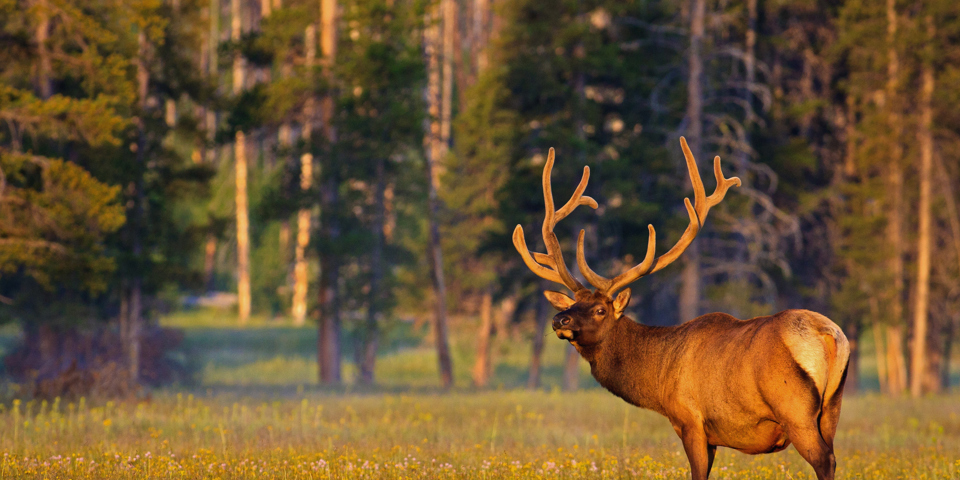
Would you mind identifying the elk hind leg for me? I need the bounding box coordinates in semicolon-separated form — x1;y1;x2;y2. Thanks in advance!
778;363;836;480
819;334;850;450
818;362;848;449
787;422;835;480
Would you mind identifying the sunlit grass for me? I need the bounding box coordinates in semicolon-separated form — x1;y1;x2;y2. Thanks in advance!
1;308;957;477
0;392;957;478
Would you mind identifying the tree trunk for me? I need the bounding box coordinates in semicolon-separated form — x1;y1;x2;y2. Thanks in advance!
527;288;550;390
884;0;906;395
495;292;516;343
125;29;153;386
939;321;954;390
886;326;907;394
563;343;579;391
935;153;960;391
34;0;52;99
473;0;490;74
680;0;706;323
232;0;251;324
441;0;455;149
203;233;217;292
278;33;293;296
472;288;494;387
874;322;888;393
359;158;386;384
424;2;454;390
205;0;219;163
317;0;341;384
844;96;857;178
910;16;934;397
292;24;316;325
318;180;341;384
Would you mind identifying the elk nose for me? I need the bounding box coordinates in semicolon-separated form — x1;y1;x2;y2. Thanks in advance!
552;315;571;330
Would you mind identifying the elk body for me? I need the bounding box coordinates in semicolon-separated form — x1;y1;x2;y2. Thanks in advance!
513;139;850;480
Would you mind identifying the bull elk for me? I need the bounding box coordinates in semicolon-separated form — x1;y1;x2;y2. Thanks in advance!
513;138;850;480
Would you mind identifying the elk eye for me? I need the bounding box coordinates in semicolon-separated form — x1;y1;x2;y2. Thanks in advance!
596;308;606;316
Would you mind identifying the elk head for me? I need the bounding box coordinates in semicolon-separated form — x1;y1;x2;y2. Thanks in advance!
513;138;741;346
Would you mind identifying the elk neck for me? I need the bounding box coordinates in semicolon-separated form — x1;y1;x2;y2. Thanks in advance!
576;315;675;415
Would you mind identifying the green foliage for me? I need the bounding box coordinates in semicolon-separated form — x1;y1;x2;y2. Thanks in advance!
0;156;124;293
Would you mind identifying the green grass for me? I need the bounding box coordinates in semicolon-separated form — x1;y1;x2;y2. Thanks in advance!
166;307;599;391
163;307;960;393
0;391;957;478
0;308;958;477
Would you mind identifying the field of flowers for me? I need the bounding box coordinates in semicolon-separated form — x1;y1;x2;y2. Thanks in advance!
0;390;957;479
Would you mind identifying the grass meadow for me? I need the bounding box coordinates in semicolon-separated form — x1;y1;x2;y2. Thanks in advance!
0;308;957;479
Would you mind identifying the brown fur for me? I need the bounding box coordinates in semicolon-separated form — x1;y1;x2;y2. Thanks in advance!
549;290;850;480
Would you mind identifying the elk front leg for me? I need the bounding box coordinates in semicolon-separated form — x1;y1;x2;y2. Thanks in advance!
706;444;717;477
678;427;713;480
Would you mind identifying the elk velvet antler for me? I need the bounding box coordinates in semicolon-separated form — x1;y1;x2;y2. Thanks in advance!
512;147;598;293
576;136;741;296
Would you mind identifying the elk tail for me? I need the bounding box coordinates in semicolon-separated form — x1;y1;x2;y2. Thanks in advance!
820;324;850;409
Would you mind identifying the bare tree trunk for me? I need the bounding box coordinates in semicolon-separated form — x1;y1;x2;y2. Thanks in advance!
359;158;386;384
124;29;153;386
939;320;954;390
292;24;316;325
680;0;706;323
495;292;516;342
205;0;219;163
845;321;860;395
203;233;217;291
472;288;494;387
844;96;857;178
318;180;341;384
473;0;490;75
841;95;860;393
441;0;454;147
527;286;550;390
424;2;454;390
34;0;52;99
563;343;579;391
235;130;251;322
745;0;756;88
886;326;907;394
874;324;888;393
884;0;906;395
935;154;960;391
232;0;251;324
426;173;453;389
870;297;888;393
910;16;934;397
317;0;341;384
275;5;292;275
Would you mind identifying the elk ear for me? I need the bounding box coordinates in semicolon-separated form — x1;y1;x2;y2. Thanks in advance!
613;288;631;317
544;291;576;311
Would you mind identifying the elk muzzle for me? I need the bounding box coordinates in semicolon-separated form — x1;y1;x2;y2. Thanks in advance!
553;314;576;340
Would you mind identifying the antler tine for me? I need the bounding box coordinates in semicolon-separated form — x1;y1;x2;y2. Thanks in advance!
707;155;742;207
589;137;740;296
576;225;657;294
637;137;740;278
512;148;597;293
512;226;566;285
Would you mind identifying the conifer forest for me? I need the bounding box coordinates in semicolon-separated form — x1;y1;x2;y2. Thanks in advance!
0;0;960;478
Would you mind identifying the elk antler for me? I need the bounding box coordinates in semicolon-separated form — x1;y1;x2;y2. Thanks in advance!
513;148;599;293
576;137;741;295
